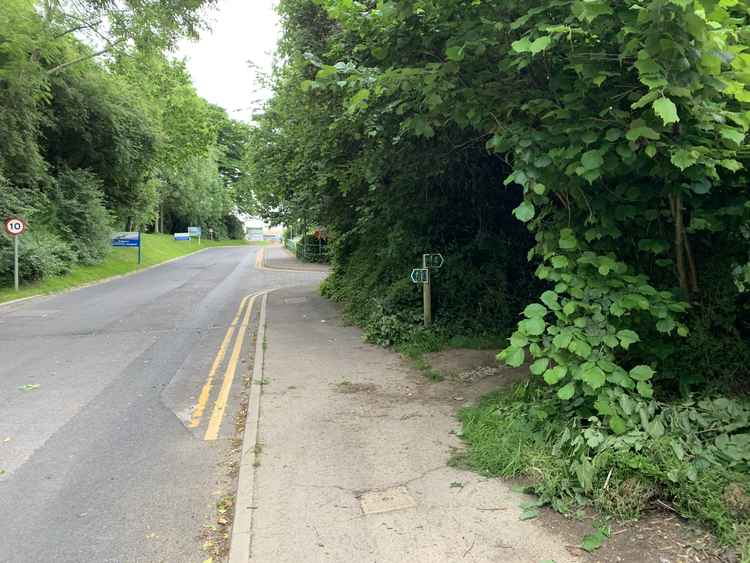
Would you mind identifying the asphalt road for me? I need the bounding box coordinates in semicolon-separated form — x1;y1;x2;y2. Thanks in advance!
0;245;325;563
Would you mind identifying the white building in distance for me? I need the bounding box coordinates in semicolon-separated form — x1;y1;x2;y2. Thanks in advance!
237;213;283;241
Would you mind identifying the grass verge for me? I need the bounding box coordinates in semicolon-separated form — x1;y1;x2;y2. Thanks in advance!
0;234;252;304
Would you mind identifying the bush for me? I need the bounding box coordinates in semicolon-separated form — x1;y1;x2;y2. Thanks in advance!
321;220;539;348
0;230;76;283
51;168;112;265
223;214;245;240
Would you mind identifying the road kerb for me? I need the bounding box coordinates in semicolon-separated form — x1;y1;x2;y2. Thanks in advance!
257;247;329;274
228;291;269;563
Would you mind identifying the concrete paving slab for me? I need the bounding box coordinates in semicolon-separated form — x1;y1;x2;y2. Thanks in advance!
360;486;417;515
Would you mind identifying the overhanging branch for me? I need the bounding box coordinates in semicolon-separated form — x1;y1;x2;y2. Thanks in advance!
46;38;125;75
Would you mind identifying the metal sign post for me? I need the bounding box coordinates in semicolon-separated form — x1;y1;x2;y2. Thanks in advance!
14;234;18;291
188;226;202;245
111;231;142;266
410;253;444;328
4;217;27;291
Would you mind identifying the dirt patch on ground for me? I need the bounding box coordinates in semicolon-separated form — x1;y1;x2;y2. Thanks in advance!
537;506;730;563
334;381;380;394
424;348;497;376
424;348;529;385
395;348;530;406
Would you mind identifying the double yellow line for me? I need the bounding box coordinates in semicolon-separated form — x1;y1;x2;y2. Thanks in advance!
190;291;263;441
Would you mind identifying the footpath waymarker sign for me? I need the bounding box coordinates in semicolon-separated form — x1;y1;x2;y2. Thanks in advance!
410;268;429;284
408;252;447;328
4;217;27;292
424;253;445;269
112;231;142;265
188;226;202;245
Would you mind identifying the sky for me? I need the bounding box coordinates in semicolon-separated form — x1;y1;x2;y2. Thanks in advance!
177;0;280;122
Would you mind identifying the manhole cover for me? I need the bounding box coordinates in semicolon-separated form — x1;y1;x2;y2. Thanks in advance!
359;486;416;515
284;297;308;304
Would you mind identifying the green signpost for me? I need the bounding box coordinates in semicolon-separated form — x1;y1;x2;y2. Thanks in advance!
410;268;429;284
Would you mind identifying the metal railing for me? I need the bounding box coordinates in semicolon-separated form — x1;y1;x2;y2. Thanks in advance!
284;236;328;263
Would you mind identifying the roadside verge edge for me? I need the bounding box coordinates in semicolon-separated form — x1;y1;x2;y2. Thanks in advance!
228;291;269;563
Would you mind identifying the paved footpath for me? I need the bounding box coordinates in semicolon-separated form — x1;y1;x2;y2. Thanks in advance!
242;284;577;563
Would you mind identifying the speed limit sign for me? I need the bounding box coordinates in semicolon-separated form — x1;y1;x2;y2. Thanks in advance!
4;217;27;291
4;217;26;236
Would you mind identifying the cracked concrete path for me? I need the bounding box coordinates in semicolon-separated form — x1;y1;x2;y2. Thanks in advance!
247;284;577;563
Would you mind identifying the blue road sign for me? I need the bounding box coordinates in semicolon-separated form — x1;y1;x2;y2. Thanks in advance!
174;232;191;241
112;232;140;247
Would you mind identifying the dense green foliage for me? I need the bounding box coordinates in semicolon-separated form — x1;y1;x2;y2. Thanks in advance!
248;0;750;551
0;0;249;287
247;0;541;343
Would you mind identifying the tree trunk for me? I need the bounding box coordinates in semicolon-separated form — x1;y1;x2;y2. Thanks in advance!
684;229;699;293
669;194;690;294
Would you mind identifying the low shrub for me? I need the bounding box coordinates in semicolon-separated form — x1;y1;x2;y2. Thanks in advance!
0;230;76;283
223;214;245;240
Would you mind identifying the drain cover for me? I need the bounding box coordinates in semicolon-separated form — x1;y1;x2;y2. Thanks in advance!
359;486;416;515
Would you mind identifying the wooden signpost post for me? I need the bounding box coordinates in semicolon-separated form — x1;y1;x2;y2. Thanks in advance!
410;253;444;327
